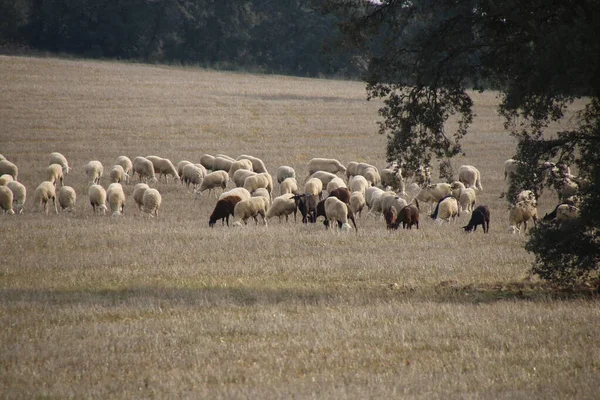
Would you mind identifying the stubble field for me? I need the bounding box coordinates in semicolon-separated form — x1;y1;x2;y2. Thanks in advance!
0;55;599;398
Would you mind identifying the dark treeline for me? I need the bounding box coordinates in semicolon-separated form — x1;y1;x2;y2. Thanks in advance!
0;0;361;77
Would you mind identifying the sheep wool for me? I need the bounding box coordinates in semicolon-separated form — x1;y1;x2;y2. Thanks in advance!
143;188;162;217
33;181;58;215
88;184;107;215
0;185;15;214
58;186;77;212
7;180;26;214
85;160;104;185
49;152;71;174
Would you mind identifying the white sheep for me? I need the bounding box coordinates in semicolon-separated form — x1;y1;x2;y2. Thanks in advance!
252;188;272;208
516;189;537;205
349;191;366;217
0;160;18;181
266;193;297;223
324;196;353;232
276;166;296;184
7;180;26;214
228;159;254;179
243;173;273;198
458;165;483;191
143;188;162;217
326;177;347;193
147;156;179;183
355;162;376;177
58;185;77;212
0;185;15;214
182;164;206;190
504;159;523;180
232;197;269;227
49;152;71;175
362;166;381;187
133;183;149;211
85;160;104;185
431;196;460;224
33;181;58;215
177;160;192;184
368;191;401;218
0;174;14;186
280;177;299;196
557;178;578;201
304;177;323;200
380;167;405;194
459;187;476;214
212;156;234;172
307;158;346;176
195;170;229;198
107;182;126;216
233;169;257;188
132;156;157;184
348;175;369;196
109;165;128;184
115;156;133;183
365;186;386;209
345;161;358;179
415;183;453;212
219;187;251;201
88;184;107;215
45;164;64;187
216;154;236;162
556;204;579;224
508;200;538;234
381;194;408;217
308;171;340;188
237;154;268;174
199;154;215;171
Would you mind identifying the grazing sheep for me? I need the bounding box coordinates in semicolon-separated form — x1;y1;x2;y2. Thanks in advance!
304;177;323;200
326;177;347;193
33;181;58;215
107;183;126;216
292;193;318;223
355;162;376;177
266;193;298;223
252;188;272;208
0;174;13;186
328;187;352;204
308;171;339;188
0;160;18;181
45;164;64;187
349;191;366;217
0;186;15;214
237;155;268;174
462;205;490;233
381;167;406;194
200;154;215;171
232;197;269;227
85;160;104;185
415;183;453;212
209;195;243;227
177;160;192;184
387;205;420;230
458;165;483;191
88;184;107;215
115;156;133;183
323;196;356;232
508;200;538;234
58;185;77;212
228;159;254;179
182;164;206;190
196;170;229;198
147;156;179;183
544;203;579;224
516;189;537;205
345;161;359;179
243;173;273;199
280;177;299;196
276;166;296;184
7;181;26;214
362;167;381;187
216;154;236;162
348;175;369;196
133;183;150;210
133;156;157;184
219;187;252;201
504;159;524;181
381;194;408;217
212;156;234;172
143;188;162;217
430;195;460;224
452;181;476;213
49;152;71;175
365;186;386;209
109;165;128;184
384;206;398;229
367;190;397;218
233;169;257;188
307;158;346;176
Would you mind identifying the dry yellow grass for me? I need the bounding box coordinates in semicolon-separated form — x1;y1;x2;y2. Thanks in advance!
0;55;598;398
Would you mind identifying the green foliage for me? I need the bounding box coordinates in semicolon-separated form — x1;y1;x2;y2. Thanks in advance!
326;0;600;285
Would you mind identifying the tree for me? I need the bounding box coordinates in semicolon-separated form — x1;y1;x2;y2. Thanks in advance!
323;0;600;285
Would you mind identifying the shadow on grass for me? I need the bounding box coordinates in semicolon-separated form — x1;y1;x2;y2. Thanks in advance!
1;281;599;309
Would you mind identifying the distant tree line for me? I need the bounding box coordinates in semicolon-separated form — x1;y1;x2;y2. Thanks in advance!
0;0;360;77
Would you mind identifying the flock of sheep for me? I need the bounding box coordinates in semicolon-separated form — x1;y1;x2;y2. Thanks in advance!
0;151;580;234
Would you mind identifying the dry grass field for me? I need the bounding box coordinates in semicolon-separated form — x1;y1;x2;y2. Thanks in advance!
1;55;599;398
